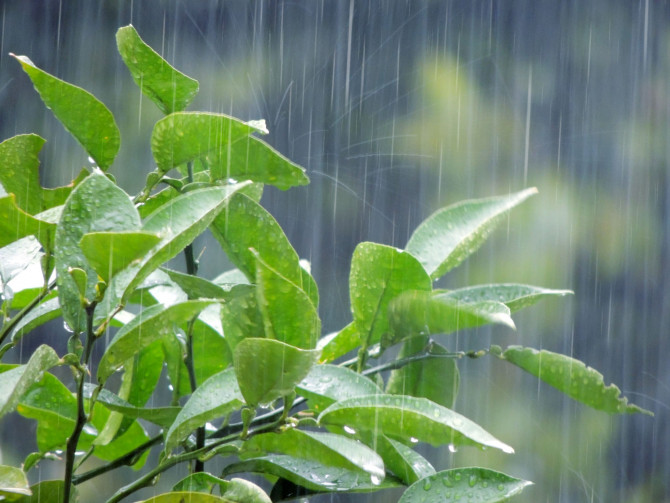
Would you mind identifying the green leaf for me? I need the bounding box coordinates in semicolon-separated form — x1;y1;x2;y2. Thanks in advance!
316;323;361;363
405;188;537;280
151;112;264;173
373;435;435;486
0;134;45;215
223;454;399;493
0;195;55;249
0;345;60;419
56;172;141;332
219;285;264;352
440;284;573;313
116;25;199;114
350;243;431;348
399;467;532;503
98;183;249;321
387;290;515;347
493;345;653;415
209;135;309;190
318;394;514;453
11;55;120;169
386;339;460;408
165;368;244;452
17;480;74;503
173;473;226;493
97;300;215;382
9;297;61;344
220;478;272;503
79;231;161;282
296;363;381;413
161;268;229;299
138;493;228;503
0;465;31;500
210;193;317;306
190;305;233;384
234;338;319;407
242;429;385;482
84;384;179;429
254;252;320;349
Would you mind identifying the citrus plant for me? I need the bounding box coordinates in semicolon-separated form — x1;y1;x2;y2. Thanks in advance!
0;25;651;503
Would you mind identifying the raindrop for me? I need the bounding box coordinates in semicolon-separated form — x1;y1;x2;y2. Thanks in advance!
63;322;74;333
442;476;454;488
448;443;458;453
497;484;505;491
468;475;477;487
423;480;432;491
409;436;419;444
370;474;382;486
343;425;356;435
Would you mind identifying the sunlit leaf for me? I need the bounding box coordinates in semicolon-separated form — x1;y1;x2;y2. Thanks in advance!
318;394;514;453
210;193;317;306
234;338;319;407
399;467;532;503
79;230;161;282
242;429;385;482
0;465;31;500
296;363;381;413
151;112;263;173
350;243;431;348
386;339;460;408
254;252;320;349
97;183;249;323
97;300;215;382
56;172;141;332
492;345;653;415
116;25;199;114
11;55;120;169
0;195;55;249
223;454;400;493
209;135;309;190
0;345;60;419
387;290;515;347
405;188;537;280
164;368;244;452
440;283;573;312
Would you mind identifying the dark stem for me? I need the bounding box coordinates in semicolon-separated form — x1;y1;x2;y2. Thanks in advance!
63;303;97;503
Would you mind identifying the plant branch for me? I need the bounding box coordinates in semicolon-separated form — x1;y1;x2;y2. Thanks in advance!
0;281;55;346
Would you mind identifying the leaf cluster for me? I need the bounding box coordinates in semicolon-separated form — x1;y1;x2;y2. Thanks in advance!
0;25;651;503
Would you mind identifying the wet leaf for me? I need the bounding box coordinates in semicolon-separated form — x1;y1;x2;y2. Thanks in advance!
151;112;263;173
98;183;249;322
387;290;515;347
79;230;161;282
405;188;537;280
386;339;460;408
317;323;361;363
220;478;272;503
350;243;431;348
209;135;309;190
0;345;60;419
254;252;320;349
493;345;653;415
56;172;141;332
0;465;31;500
83;384;179;429
116;25;199;114
0;195;55;249
399;467;532;503
0;134;45;215
161;268;228;299
9;297;61;344
173;472;227;493
19;480;74;503
440;284;573;313
373;435;435;486
138;492;228;503
234;338;319;407
223;454;399;493
242;429;385;481
11;54;120;169
97;300;215;382
219;285;264;352
296;363;381;412
318;394;514;453
165;368;244;452
210;193;318;306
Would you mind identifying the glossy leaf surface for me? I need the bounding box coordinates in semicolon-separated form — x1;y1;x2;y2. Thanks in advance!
350;243;431;348
318;394;514;453
493;345;653;415
19;480;72;503
11;55;119;169
0;195;55;249
317;323;360;363
234;338;319;407
374;435;435;485
97;300;215;382
399;467;532;503
0;465;31;500
9;297;61;343
0;134;45;215
440;284;572;313
116;25;199;114
405;188;537;279
139;493;228;503
165;368;244;452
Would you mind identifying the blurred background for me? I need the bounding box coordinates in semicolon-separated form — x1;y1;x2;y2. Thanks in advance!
0;1;667;501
